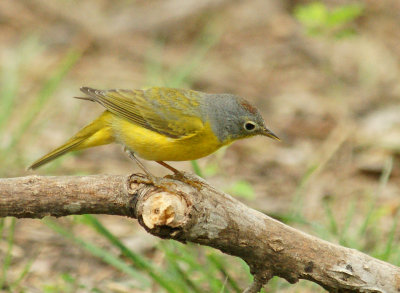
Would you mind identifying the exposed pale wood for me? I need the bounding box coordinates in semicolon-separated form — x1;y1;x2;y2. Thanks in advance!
0;173;399;292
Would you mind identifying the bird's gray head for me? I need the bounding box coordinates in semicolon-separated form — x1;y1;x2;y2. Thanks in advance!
202;93;279;143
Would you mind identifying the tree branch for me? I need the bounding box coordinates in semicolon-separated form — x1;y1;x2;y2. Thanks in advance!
0;174;399;292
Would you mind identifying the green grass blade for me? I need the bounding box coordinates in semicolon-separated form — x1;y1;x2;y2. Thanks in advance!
168;24;221;88
322;200;338;236
0;218;16;290
145;22;221;90
0;62;19;131
43;218;150;289
207;253;241;293
3;48;81;157
359;157;393;236
79;215;176;293
0;218;4;235
380;210;399;261
0;35;43;131
9;256;36;291
186;250;224;292
161;243;203;293
338;199;356;247
291;164;318;217
160;241;227;292
191;160;204;177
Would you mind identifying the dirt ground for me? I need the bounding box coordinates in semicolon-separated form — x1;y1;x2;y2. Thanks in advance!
1;0;400;292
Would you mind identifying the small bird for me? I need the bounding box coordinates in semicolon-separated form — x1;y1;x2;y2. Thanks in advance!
28;87;279;176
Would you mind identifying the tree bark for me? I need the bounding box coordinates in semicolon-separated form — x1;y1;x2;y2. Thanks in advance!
0;173;399;292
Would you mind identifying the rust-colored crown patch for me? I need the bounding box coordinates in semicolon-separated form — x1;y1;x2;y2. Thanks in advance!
240;100;257;114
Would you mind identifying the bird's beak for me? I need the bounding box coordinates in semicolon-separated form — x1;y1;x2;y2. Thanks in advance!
262;128;280;141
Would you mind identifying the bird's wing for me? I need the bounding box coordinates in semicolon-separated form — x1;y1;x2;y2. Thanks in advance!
79;87;205;139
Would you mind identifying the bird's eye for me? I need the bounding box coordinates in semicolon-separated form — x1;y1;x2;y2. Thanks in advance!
244;121;256;132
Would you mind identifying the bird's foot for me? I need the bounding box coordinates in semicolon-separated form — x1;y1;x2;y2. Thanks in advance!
125;149;164;186
124;150;204;189
167;170;206;190
154;161;205;189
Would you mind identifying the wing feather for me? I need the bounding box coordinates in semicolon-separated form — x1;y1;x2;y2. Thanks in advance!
80;87;204;139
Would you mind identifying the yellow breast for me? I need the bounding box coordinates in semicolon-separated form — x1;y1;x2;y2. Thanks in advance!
111;116;226;161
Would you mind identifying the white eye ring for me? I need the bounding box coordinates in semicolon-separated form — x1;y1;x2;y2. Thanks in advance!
244;121;256;132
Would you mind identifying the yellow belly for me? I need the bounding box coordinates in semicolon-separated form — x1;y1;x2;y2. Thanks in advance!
111;117;226;161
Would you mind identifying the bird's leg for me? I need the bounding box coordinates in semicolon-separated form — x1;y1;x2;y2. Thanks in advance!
156;161;183;176
156;161;204;189
124;148;203;189
124;148;160;184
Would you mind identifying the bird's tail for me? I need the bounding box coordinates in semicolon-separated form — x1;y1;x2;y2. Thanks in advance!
28;111;114;170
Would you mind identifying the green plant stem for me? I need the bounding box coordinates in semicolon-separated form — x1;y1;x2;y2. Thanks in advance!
0;218;16;290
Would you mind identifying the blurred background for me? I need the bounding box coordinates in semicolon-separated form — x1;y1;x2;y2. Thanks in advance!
1;0;400;292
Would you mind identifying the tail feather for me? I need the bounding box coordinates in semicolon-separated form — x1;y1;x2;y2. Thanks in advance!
28;138;87;170
74;87;99;102
28;111;114;170
74;96;96;102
